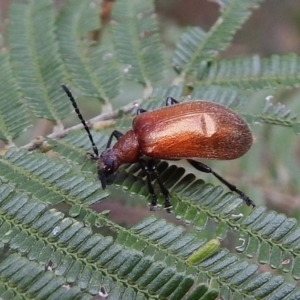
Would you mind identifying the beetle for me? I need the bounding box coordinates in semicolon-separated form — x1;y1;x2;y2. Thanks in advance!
62;84;254;210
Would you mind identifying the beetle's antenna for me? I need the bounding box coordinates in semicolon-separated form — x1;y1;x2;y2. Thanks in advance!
61;84;99;157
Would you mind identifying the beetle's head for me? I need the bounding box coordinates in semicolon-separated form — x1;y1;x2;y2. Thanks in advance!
98;148;120;189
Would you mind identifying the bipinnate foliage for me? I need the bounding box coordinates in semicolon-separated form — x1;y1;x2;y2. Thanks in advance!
0;0;299;299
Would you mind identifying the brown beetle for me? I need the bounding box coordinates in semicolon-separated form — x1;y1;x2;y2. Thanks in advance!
62;85;254;210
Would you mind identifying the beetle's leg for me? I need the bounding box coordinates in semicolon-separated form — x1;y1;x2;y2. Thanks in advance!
106;130;124;149
88;153;98;160
187;159;255;208
138;97;178;116
137;108;147;115
148;159;172;210
166;97;179;106
97;166;107;189
139;159;158;211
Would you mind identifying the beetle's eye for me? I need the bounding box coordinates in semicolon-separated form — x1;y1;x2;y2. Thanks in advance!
104;157;115;173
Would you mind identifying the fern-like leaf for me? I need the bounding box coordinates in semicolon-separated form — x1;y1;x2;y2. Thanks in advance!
197;54;300;90
0;254;88;299
150;84;185;100
57;0;120;100
45;130;108;169
115;160;300;281
191;85;249;109
111;0;165;85
87;46;121;100
117;216;300;299
173;0;264;74
9;124;299;298
7;0;69;121
47;129;300;282
242;96;299;132
0;53;30;143
132;89;247;115
0;178;298;299
0;147;108;224
0;184;221;299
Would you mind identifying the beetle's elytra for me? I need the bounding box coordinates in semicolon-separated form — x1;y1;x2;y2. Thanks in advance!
62;84;254;211
131;101;252;160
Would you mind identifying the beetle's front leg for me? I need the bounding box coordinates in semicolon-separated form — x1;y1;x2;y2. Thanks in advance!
147;159;172;210
106;130;124;149
139;158;157;211
139;158;172;211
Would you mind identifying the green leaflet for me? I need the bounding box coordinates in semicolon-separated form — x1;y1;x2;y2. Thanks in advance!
8;0;68;121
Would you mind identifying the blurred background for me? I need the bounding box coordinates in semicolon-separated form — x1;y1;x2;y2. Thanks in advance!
1;0;300;230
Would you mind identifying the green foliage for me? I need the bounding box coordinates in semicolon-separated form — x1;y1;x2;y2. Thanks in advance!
0;0;299;299
7;0;69;121
57;0;120;100
196;54;300;90
0;53;30;143
111;0;165;85
173;0;264;74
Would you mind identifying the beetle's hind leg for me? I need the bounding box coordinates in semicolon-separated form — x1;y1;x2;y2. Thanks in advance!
139;159;171;211
187;159;255;208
